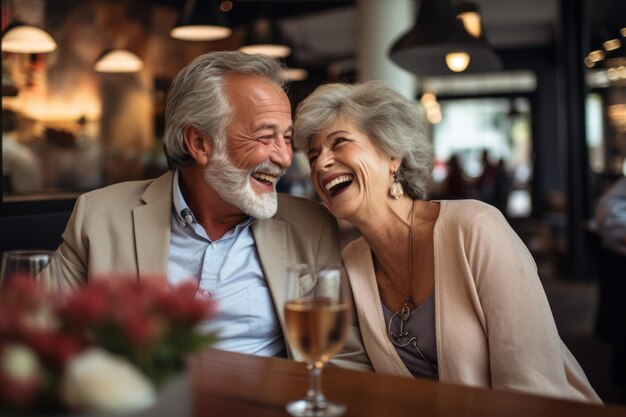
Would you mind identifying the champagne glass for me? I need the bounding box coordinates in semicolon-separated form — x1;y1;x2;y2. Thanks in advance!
0;250;62;298
284;264;351;417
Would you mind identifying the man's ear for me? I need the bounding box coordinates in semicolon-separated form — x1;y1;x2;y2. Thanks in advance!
183;125;212;166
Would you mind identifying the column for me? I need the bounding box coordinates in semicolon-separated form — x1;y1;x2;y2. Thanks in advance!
561;0;592;279
356;0;416;99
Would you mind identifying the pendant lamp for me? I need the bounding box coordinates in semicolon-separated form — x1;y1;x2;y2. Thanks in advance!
239;17;291;58
281;55;307;81
95;49;143;73
389;0;500;75
283;67;308;81
2;21;57;54
170;0;231;41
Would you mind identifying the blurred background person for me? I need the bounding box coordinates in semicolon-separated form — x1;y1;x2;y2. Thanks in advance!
477;150;510;213
594;176;626;244
2;109;42;193
443;154;472;199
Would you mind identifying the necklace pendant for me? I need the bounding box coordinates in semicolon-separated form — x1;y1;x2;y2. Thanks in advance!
401;298;411;322
388;298;412;342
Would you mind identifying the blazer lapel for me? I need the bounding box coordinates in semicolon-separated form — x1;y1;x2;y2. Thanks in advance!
252;218;288;329
133;171;173;278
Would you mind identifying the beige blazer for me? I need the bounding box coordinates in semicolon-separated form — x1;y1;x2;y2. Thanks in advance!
51;171;371;371
343;200;601;402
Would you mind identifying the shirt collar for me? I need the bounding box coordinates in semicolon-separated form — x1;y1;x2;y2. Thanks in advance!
171;169;256;230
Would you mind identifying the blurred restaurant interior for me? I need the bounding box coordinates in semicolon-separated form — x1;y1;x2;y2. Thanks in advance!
1;0;625;405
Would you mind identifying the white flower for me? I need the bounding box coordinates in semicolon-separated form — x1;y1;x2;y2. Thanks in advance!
61;348;156;413
1;343;42;384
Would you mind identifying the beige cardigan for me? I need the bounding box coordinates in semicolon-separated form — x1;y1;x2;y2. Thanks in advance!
343;200;601;403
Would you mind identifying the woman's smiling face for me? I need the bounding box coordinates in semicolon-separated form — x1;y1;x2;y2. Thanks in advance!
307;116;397;221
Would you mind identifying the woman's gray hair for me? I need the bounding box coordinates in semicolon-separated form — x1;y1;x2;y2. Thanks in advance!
294;80;433;200
163;51;288;169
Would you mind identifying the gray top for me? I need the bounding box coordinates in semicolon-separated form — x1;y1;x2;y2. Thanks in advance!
382;292;438;379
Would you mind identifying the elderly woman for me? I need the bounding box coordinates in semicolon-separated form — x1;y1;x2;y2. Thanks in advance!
293;80;600;403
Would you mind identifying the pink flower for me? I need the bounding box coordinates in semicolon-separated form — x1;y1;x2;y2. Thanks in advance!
122;312;165;347
0;273;218;412
63;287;109;326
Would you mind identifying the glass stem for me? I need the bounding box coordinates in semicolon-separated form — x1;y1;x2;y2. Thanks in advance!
306;361;327;411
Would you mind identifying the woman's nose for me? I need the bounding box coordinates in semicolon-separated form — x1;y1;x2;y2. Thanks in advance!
314;150;333;172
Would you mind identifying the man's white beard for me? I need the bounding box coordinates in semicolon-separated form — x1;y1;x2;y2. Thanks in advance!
203;147;285;219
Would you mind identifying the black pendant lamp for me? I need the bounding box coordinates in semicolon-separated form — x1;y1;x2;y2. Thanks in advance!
239;17;291;58
389;0;500;75
170;0;231;41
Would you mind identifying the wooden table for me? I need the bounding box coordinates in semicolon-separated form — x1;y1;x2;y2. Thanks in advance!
188;349;626;417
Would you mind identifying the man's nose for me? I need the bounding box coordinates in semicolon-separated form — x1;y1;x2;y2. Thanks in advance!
269;137;292;168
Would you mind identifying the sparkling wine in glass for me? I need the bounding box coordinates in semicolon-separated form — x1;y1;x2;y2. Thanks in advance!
284;264;351;417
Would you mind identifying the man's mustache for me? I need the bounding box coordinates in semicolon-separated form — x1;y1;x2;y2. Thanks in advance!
251;160;287;178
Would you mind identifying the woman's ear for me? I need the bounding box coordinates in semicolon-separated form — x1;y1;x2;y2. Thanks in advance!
183;125;212;166
390;156;403;174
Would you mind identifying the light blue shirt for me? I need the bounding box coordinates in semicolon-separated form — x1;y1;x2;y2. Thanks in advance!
168;170;285;357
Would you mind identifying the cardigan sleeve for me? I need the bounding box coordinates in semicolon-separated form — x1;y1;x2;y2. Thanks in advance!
465;206;601;403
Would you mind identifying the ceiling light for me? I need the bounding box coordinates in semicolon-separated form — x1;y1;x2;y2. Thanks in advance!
281;56;307;81
170;0;231;41
95;49;143;73
283;68;308;81
455;2;482;38
457;11;481;38
586;28;626;69
220;1;233;13
240;44;291;57
421;92;437;103
588;49;605;62
239;18;291;58
603;38;621;51
389;0;500;75
420;92;442;124
1;22;56;53
446;52;470;72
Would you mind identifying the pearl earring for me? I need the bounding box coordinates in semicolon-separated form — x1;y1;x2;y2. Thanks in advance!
389;172;404;199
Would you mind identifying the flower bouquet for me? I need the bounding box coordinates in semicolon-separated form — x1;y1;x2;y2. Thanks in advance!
0;275;217;414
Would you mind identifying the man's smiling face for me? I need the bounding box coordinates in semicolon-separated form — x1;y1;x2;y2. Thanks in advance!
202;73;293;219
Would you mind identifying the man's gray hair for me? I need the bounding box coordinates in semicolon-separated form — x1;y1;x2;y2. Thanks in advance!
163;51;288;169
294;80;433;200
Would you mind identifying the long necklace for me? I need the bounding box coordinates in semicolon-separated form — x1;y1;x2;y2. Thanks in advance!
384;201;439;378
382;201;415;340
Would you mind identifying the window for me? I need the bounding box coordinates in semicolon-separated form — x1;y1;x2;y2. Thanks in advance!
430;96;533;217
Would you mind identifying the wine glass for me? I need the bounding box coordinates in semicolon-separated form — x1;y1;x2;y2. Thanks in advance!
0;250;62;298
284;264;351;417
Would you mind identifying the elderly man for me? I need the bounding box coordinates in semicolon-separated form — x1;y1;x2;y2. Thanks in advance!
51;51;370;370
